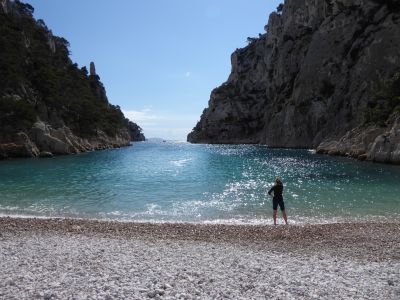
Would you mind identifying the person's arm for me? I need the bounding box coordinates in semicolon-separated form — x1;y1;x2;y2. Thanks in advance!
268;186;275;196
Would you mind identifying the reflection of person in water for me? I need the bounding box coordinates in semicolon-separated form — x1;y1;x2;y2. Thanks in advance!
268;177;288;225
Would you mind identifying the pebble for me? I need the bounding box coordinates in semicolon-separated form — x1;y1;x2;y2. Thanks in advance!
0;218;399;299
147;291;157;298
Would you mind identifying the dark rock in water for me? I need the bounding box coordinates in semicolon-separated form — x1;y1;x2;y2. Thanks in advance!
188;0;400;163
39;151;53;158
0;0;145;159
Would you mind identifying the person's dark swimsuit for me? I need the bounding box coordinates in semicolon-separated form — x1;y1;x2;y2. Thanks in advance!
268;184;285;211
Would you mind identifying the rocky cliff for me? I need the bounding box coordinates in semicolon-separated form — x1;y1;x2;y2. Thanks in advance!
0;0;144;159
188;0;400;163
316;115;400;163
127;121;145;142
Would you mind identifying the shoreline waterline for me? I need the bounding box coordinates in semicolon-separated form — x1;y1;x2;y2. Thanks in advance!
1;212;399;226
1;216;400;245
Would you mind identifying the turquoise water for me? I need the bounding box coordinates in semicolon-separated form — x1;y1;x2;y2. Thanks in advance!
0;141;399;224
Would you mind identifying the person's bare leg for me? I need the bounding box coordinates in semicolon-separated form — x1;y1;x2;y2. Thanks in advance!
282;209;288;225
273;210;277;225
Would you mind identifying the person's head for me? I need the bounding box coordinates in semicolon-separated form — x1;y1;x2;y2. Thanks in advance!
275;176;282;185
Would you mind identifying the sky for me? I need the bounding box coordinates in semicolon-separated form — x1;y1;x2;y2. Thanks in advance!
28;0;282;140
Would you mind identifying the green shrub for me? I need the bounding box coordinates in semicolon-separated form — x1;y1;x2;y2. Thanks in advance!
0;97;36;131
364;73;400;126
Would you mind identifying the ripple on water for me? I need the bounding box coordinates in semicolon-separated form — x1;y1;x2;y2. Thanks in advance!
0;142;399;224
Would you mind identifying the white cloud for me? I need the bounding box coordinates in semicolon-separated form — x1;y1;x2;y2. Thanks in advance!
123;109;157;124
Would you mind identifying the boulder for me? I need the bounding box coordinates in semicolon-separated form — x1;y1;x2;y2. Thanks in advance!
368;117;400;164
39;151;53;158
30;121;72;155
316;117;400;164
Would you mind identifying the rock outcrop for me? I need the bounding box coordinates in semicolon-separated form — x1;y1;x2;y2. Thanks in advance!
90;62;97;76
317;116;400;163
0;0;14;14
0;0;144;159
127;121;145;142
0;120;131;159
188;0;400;163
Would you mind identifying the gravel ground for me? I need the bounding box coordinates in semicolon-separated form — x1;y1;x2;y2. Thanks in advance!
0;218;399;299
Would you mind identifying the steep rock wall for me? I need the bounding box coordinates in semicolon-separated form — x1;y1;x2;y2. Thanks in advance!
0;0;144;159
188;0;400;160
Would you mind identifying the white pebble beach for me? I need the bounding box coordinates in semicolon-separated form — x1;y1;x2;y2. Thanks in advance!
0;217;399;299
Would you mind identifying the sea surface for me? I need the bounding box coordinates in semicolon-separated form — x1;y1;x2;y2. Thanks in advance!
0;141;399;224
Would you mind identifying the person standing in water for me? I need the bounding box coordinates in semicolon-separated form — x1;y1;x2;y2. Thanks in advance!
268;177;288;225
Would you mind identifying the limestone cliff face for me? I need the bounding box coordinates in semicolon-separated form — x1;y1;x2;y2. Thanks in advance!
188;0;400;162
0;121;132;159
0;0;145;159
317;115;400;163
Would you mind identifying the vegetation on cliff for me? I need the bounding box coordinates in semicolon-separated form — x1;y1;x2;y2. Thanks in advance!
0;0;144;155
364;72;400;126
127;121;145;142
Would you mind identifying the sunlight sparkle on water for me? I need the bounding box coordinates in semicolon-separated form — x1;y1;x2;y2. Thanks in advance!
0;141;399;224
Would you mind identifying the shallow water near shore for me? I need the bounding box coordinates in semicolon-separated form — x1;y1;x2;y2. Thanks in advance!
0;141;399;224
